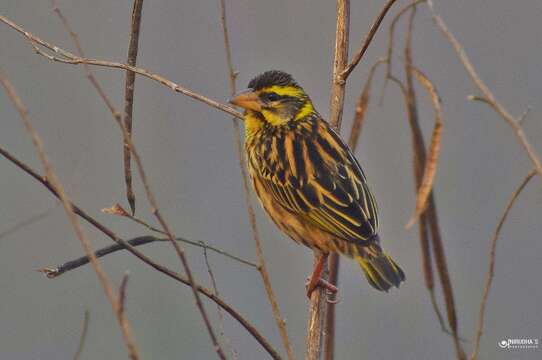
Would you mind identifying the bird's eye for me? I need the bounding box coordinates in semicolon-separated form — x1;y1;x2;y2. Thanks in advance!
263;93;280;102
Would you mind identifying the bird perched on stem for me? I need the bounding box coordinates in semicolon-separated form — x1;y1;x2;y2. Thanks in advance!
230;70;405;297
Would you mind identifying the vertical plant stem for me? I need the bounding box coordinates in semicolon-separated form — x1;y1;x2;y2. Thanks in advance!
1;72;140;360
317;2;349;360
218;1;295;359
470;170;537;360
46;4;226;357
341;0;398;80
402;8;464;359
123;0;144;215
427;0;542;178
73;310;90;360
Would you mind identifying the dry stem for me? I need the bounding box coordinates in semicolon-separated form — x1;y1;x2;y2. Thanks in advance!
427;0;542;178
341;0;398;80
45;6;227;356
122;0;144;215
313;1;350;359
0;72;140;360
0;144;280;360
218;1;295;358
470;170;537;360
73;310;90;360
0;15;241;119
402;9;464;359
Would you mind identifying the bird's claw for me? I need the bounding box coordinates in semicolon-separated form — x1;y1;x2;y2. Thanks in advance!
305;277;338;299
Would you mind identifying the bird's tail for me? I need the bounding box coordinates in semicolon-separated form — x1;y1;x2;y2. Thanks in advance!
354;243;405;292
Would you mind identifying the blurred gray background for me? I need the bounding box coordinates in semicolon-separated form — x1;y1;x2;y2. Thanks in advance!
1;0;541;359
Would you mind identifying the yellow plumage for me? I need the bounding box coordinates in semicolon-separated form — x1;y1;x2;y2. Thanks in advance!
231;70;405;292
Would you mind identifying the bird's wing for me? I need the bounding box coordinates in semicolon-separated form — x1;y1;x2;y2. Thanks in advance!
253;119;378;245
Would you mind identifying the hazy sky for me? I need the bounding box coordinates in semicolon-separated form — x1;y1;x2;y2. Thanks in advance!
1;1;541;359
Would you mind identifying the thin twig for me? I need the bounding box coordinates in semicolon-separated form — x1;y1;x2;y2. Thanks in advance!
123;0;144;215
118;87;228;360
119;272;130;316
323;253;338;360
102;203;258;268
73;310;90;360
380;0;426;103
470;170;537;360
218;1;295;359
49;1;122;120
218;0;237;93
0;15;241;120
341;0;398;80
405;66;443;229
427;0;542;178
203;244;238;360
0;206;56;240
0;145;281;359
0;72;140;360
390;75;449;334
41;236;257;277
328;0;350;129
45;7;227;355
348;58;385;150
384;5;450;335
306;254;328;360
324;58;385;360
317;2;350;360
401;9;464;359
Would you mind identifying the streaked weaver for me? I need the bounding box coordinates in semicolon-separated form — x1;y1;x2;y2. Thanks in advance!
230;70;405;297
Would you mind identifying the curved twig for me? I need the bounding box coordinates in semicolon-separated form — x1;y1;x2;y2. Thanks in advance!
427;0;542;178
1;72;140;360
217;1;295;358
470;170;537;360
0;145;282;360
341;0;398;80
0;15;241;120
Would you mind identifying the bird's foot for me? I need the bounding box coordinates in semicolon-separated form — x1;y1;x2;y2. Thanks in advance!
305;277;338;299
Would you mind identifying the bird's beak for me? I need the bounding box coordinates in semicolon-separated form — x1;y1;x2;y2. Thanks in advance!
229;90;262;112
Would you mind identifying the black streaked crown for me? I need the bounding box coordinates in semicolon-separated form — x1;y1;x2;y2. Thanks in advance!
248;70;299;91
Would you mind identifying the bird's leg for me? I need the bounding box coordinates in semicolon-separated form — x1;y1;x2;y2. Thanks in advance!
305;253;338;298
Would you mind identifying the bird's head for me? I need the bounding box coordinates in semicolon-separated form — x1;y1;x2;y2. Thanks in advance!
230;71;315;130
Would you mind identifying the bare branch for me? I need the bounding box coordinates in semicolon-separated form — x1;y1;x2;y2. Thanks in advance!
401;9;465;358
102;204;258;268
0;72;140;360
328;0;350;129
470;170;537;360
382;6;460;346
380;0;426;102
0;206;56;240
316;2;350;359
324;57;385;360
218;1;295;358
73;310;90;360
39;7;227;355
49;1;122;120
306;254;329;360
123;0;144;215
41;235;256;277
406;67;443;229
119;272;130;316
348;58;385;150
0;145;281;359
117;95;228;360
341;0;398;80
427;0;542;178
323;253;339;360
0;14;242;119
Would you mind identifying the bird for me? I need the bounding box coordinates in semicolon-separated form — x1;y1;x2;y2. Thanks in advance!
230;70;405;297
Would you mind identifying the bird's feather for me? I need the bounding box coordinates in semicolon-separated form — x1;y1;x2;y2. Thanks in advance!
249;116;379;246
